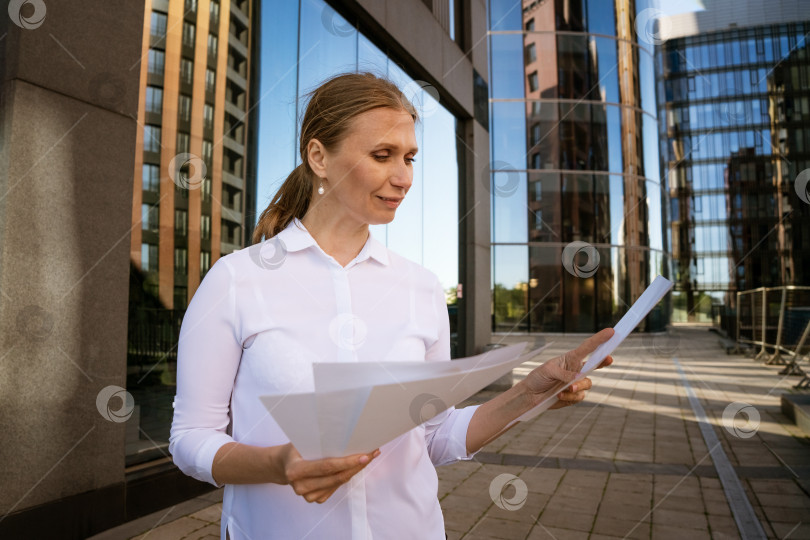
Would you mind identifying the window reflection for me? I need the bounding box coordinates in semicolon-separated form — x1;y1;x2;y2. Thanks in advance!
488;0;669;332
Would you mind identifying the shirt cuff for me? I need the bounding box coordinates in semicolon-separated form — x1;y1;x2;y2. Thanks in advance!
442;404;483;465
193;433;236;488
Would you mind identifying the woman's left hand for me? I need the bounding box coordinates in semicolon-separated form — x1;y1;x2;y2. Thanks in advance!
524;328;615;410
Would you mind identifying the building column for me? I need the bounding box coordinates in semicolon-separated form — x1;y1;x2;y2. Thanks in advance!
0;1;143;535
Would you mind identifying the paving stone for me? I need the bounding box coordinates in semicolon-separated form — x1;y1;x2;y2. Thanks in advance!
130;517;209;540
760;504;809;523
769;520;810;539
654;494;707;513
652;508;709;530
595;501;651;523
754;491;810;509
591;515;650;539
465;516;534;539
187;504;221;524
600;489;651;508
526;524;589;539
439;493;492;513
441;507;483;533
536;506;595;532
651;523;712;539
183;523;220;539
519;468;565;494
707;514;740;539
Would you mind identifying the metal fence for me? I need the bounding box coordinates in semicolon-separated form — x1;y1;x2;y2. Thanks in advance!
736;286;810;383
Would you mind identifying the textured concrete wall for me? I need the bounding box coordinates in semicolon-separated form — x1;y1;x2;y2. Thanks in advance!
0;0;143;514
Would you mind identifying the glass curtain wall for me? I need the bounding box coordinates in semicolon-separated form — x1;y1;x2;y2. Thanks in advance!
257;0;462;353
659;23;810;321
488;0;669;333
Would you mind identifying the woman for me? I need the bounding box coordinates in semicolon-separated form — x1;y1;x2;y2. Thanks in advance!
169;72;614;539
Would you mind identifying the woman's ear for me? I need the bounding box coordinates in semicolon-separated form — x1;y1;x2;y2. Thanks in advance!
307;139;328;179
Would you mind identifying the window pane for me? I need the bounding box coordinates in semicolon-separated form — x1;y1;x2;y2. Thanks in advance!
490;33;525;99
148;49;164;75
491;101;527;168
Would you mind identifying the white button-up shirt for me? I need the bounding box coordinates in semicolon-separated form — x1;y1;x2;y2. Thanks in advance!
169;217;481;540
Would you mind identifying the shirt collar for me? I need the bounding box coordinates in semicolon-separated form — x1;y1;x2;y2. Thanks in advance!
276;217;389;266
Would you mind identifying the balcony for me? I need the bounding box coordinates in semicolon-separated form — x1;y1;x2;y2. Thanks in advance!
230;2;249;27
223;133;245;155
222;170;244;190
221;205;242;224
228;35;248;59
226;66;246;90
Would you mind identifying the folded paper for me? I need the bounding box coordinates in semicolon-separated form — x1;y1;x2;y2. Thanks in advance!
259;342;550;459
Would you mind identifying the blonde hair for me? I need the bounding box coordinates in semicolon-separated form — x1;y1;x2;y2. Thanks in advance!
252;72;418;243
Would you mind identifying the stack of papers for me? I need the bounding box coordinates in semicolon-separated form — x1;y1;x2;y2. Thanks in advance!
260;275;674;459
259;342;546;459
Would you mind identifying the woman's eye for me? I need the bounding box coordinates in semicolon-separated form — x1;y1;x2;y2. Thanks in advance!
405;157;416;164
373;154;389;161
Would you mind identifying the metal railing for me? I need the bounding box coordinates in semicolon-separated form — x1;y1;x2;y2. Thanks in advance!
736;286;810;380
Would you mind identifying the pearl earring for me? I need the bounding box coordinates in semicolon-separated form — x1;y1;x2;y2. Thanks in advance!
318;182;325;195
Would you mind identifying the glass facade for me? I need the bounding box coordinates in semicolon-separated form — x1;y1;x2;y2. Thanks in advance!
127;0;258;465
659;22;810;321
256;0;464;352
488;0;669;333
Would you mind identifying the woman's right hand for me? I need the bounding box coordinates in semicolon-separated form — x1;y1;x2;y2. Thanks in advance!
277;443;381;504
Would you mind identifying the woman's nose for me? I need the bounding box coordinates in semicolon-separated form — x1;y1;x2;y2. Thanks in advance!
389;163;412;190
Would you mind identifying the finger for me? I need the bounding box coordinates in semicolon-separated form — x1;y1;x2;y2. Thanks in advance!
570;378;592;392
597;355;614;369
293;462;368;497
557;389;587;403
568;328;615;362
296;449;379;479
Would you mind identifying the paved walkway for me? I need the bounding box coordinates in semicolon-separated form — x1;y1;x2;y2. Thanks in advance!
93;327;810;539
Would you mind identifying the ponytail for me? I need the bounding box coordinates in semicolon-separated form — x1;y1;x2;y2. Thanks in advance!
251;164;312;244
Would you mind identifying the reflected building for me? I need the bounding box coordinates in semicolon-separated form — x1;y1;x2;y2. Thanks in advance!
127;0;259;466
658;0;810;322
488;0;669;333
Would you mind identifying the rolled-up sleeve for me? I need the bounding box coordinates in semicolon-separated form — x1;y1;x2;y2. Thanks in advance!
423;276;482;466
169;257;243;487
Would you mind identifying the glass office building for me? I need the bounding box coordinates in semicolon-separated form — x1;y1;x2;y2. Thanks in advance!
488;0;669;333
127;0;259;466
658;4;810;321
257;0;464;349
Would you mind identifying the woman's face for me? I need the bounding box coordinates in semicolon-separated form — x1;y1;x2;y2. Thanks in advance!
317;107;418;226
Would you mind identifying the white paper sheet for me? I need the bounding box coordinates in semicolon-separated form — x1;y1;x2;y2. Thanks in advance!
513;275;674;423
259;341;552;459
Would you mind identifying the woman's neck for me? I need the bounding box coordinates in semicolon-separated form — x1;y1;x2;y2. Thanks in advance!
300;209;369;268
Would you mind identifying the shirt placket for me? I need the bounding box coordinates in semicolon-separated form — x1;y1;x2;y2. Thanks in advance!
330;262;372;539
